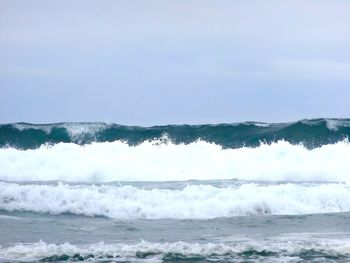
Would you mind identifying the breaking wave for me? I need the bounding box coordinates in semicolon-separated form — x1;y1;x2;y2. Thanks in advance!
1;239;350;262
0;140;349;183
1;118;350;149
1;182;350;219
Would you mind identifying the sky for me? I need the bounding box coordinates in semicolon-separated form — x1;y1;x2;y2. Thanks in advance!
1;0;350;125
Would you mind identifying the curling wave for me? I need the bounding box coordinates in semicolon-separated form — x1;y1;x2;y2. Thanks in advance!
1;118;350;149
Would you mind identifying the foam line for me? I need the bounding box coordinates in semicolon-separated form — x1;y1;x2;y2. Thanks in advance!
1;182;350;219
1;239;349;262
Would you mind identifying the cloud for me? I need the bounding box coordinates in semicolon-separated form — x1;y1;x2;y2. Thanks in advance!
1;0;350;47
1;0;350;123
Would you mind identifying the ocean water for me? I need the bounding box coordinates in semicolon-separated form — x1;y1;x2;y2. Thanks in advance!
1;118;350;262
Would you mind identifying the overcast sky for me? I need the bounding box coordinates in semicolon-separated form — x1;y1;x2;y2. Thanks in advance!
1;0;350;125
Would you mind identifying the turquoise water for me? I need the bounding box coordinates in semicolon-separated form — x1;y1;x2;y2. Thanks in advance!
1;118;350;149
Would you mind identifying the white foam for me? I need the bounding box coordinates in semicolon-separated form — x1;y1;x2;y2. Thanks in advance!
326;119;340;131
12;123;108;142
0;140;350;183
60;123;108;142
12;123;53;134
1;182;350;219
299;118;350;131
0;239;348;262
326;119;350;131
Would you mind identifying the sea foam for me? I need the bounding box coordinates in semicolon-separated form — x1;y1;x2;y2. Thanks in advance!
0;140;349;183
1;239;349;262
1;182;350;219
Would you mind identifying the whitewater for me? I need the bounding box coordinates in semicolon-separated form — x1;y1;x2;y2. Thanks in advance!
1;140;350;183
1;119;350;262
1;182;350;219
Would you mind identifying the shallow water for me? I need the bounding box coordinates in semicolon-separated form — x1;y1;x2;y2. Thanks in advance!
1;180;350;262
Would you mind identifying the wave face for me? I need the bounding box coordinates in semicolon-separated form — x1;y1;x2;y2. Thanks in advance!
1;182;350;219
1;118;350;149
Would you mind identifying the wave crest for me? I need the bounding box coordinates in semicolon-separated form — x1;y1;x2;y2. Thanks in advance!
1;118;350;149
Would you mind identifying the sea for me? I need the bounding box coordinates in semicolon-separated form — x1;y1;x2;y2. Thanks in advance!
1;118;350;262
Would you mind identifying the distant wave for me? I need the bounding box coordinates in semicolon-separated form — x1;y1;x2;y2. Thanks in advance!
1;182;350;219
1;118;350;149
0;140;349;183
1;239;349;262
